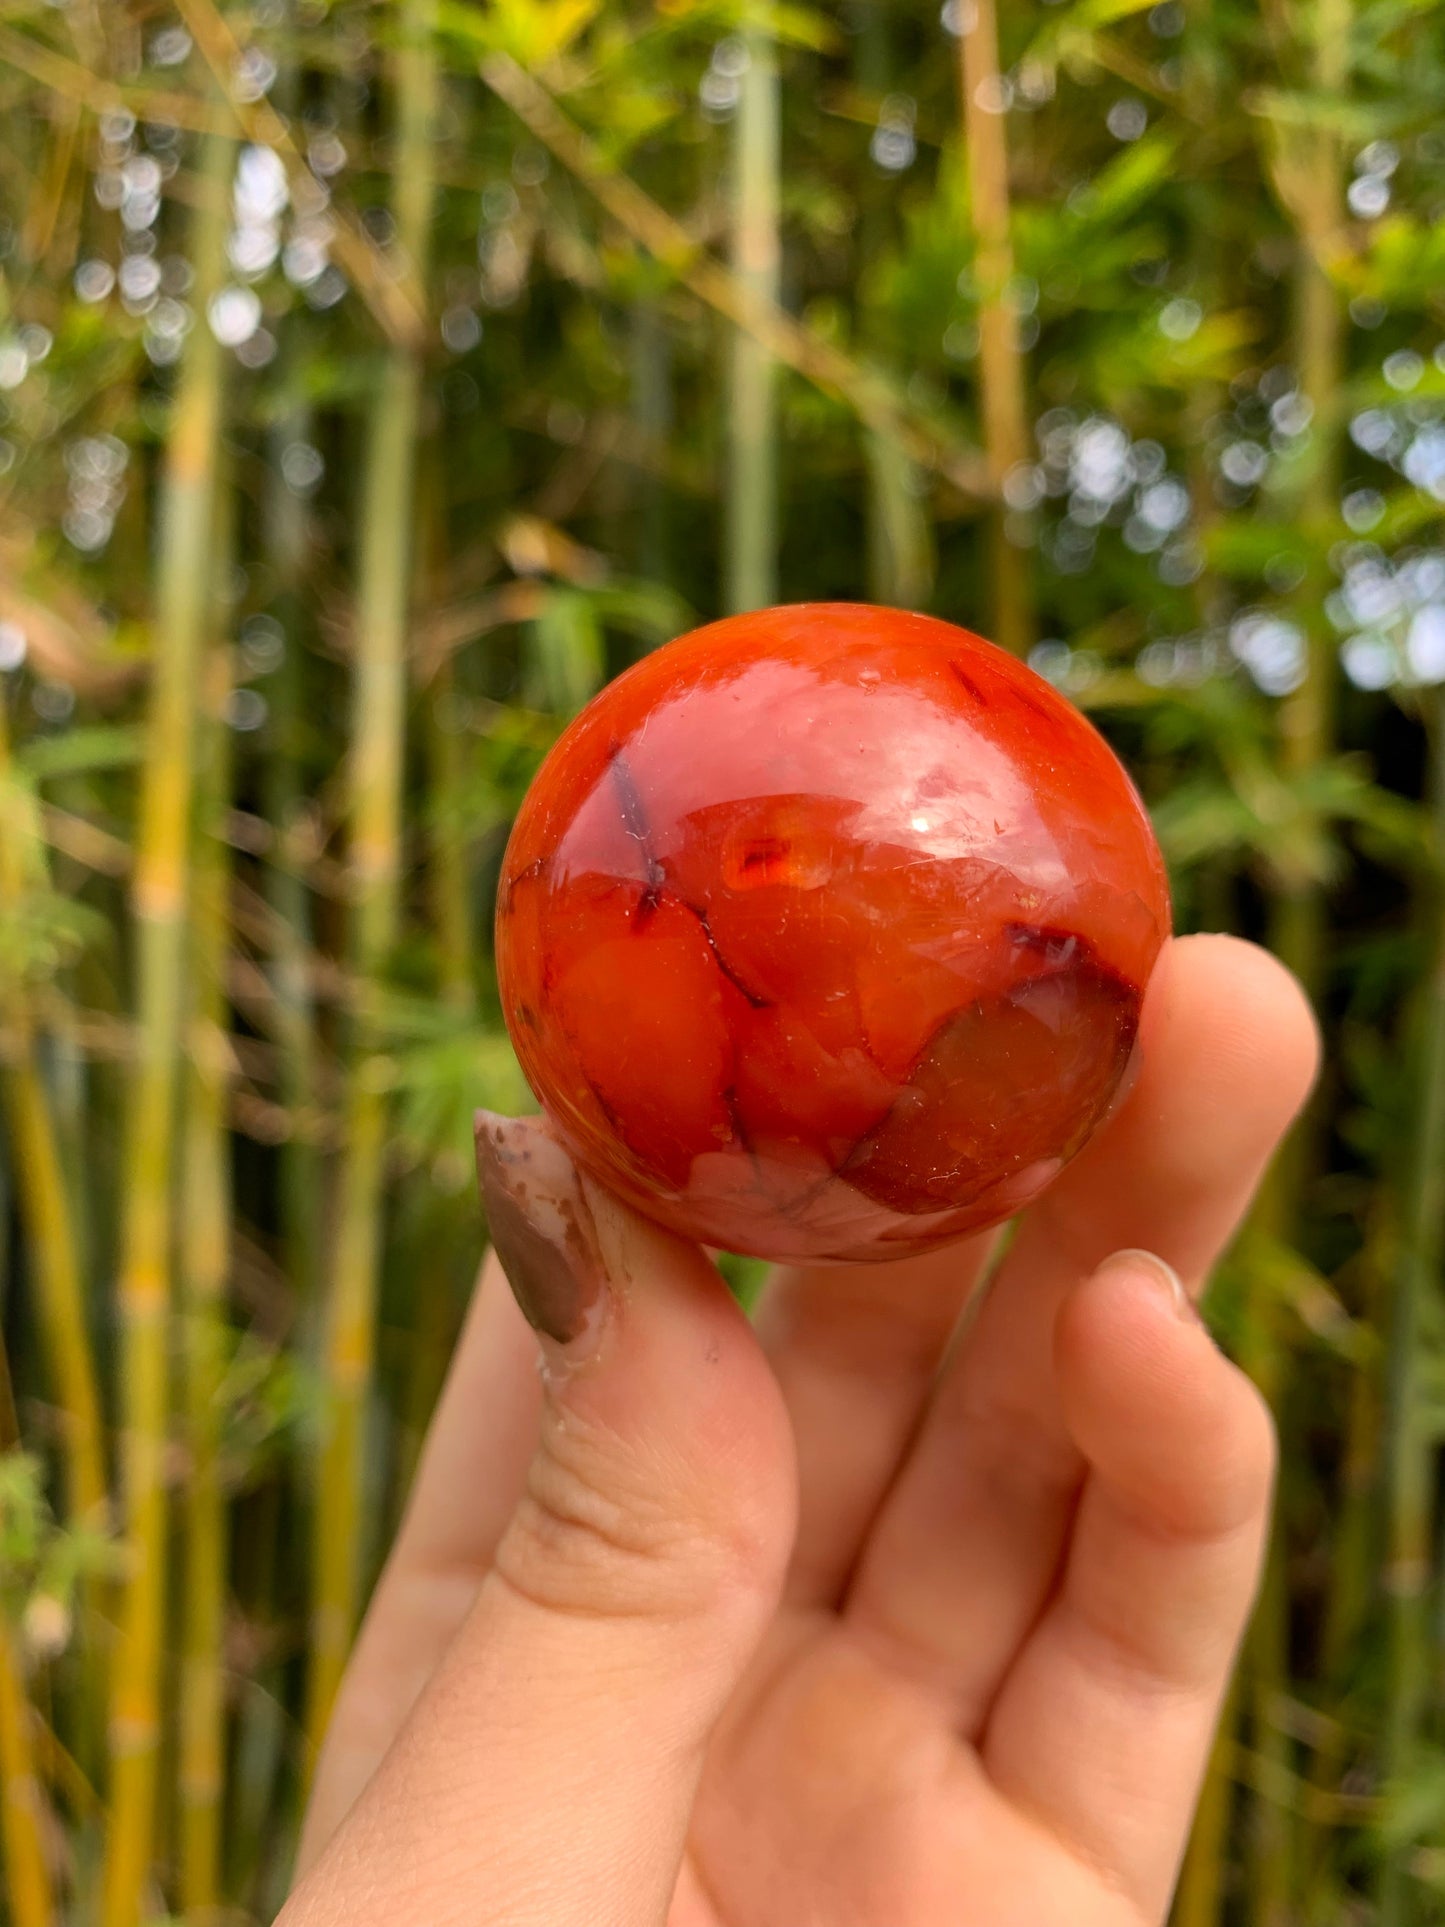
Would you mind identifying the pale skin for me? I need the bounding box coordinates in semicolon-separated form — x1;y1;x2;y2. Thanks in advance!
281;934;1319;1927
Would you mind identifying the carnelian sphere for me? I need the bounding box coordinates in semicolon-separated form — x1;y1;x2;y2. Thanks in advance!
496;604;1170;1263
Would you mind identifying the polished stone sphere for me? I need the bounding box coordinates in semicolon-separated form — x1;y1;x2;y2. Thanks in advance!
496;604;1170;1263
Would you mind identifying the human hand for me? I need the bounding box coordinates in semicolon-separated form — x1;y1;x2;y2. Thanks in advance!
281;934;1317;1927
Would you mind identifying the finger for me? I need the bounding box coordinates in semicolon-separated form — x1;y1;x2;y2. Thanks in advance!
282;1114;797;1927
844;935;1317;1727
755;1236;995;1606
299;1251;543;1871
981;1250;1275;1921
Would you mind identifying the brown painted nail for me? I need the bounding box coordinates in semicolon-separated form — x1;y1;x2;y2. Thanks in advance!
474;1111;609;1355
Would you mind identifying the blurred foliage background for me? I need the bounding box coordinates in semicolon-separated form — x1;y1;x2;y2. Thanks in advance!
1;0;1445;1920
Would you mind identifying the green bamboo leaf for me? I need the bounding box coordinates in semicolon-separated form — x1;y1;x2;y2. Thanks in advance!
18;723;144;781
1072;137;1179;224
1205;518;1313;580
588;580;694;646
1025;0;1160;67
1246;85;1402;140
439;0;605;64
390;1028;533;1179
531;586;606;713
1377;1748;1445;1845
1152;780;1259;868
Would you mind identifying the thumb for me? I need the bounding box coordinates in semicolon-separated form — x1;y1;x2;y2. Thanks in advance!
285;1114;797;1927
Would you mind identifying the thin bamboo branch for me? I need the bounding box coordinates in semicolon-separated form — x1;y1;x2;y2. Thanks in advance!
954;0;1033;653
725;18;780;613
480;52;991;505
0;24;227;134
101;121;233;1927
304;0;438;1757
18;91;79;265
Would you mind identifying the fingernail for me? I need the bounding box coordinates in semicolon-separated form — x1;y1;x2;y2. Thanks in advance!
1098;1247;1201;1325
475;1111;610;1362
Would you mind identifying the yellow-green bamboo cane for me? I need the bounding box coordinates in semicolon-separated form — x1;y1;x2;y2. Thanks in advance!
1173;1677;1239;1927
630;302;673;587
858;2;931;610
1239;4;1349;1917
263;412;324;1308
1378;693;1445;1923
396;456;473;1499
726;13;781;615
101;121;232;1927
1170;16;1243;1918
305;0;438;1753
419;456;474;1021
955;0;1032;656
0;1332;56;1927
0;1614;55;1927
177;527;236;1925
0;706;106;1533
263;1;324;1317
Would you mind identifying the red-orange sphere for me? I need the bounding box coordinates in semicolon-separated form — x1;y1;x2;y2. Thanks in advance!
496;604;1170;1263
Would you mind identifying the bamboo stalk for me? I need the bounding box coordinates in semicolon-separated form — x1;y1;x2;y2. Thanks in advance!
426;659;474;1018
305;0;438;1756
1377;694;1445;1922
0;1329;56;1927
1171;33;1236;1913
0;1617;56;1927
101;121;233;1927
225;1483;287;1910
418;456;474;1021
177;507;236;1925
263;403;324;1316
394;459;473;1503
1174;1676;1239;1927
1238;3;1349;1918
954;0;1033;654
1170;24;1252;1906
258;2;326;1319
725;15;780;614
0;706;107;1533
1290;35;1358;1900
629;302;673;586
1300;1222;1386;1916
858;1;930;610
